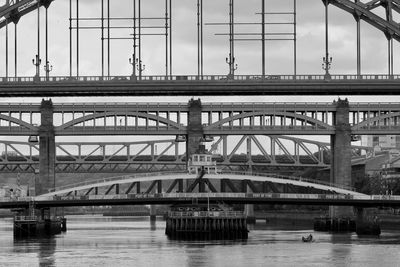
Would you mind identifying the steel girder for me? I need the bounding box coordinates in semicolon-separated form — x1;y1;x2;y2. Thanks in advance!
329;0;400;41
0;135;371;173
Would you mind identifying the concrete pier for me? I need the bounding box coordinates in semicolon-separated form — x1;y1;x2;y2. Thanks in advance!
166;205;248;240
166;215;248;240
150;205;157;222
245;204;256;224
13;207;66;238
37;99;56;196
14;216;66;238
355;208;381;236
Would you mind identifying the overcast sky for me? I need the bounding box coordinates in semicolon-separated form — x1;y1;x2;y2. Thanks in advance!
1;0;400;105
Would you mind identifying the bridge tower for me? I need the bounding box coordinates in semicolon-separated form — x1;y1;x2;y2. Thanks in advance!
187;99;204;161
37;99;56;196
330;98;353;217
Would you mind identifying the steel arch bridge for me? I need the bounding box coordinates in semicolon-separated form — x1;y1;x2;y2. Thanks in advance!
37;171;366;198
1;1;400;97
0;101;399;136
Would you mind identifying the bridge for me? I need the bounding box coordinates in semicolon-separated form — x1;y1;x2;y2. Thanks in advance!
1;0;400;223
2;193;400;210
1;75;400;96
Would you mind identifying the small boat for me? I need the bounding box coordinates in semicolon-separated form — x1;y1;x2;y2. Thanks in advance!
302;234;313;242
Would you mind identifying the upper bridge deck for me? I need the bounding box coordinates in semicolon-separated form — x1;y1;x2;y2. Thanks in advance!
1;74;400;97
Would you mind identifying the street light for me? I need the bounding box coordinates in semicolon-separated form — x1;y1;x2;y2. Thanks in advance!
129;54;145;80
32;54;41;80
226;53;238;79
322;56;332;79
129;54;137;80
44;60;53;80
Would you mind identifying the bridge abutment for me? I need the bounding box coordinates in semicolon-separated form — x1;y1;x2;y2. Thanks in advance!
37;99;56;196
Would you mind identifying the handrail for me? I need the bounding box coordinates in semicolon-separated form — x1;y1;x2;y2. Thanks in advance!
2;192;400;203
2;74;400;83
168;210;245;218
14;215;37;221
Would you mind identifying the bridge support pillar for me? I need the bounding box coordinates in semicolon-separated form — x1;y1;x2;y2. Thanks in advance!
355;207;381;236
37;99;56;196
150;205;157;222
330;98;353;218
187;98;204;160
243;181;256;224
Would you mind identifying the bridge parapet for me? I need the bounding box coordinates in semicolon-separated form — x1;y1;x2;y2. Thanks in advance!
2;74;400;83
4;193;400;209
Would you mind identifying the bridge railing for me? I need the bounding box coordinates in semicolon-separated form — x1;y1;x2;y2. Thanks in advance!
168;210;245;218
14;215;37;221
3;192;400;203
42;192;400;201
218;171;358;193
2;74;400;83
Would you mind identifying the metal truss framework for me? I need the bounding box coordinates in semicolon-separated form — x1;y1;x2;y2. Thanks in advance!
0;134;370;173
0;102;400;136
42;171;360;198
2;0;400;37
330;0;400;41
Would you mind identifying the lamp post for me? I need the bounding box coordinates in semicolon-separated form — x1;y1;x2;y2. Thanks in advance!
322;55;332;79
129;55;145;80
129;54;137;80
226;53;237;79
322;0;332;80
137;59;145;80
32;54;41;81
44;60;53;80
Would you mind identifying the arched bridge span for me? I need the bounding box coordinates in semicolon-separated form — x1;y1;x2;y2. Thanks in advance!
38;171;366;198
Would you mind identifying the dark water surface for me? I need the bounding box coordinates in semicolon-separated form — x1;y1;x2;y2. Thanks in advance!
0;215;399;267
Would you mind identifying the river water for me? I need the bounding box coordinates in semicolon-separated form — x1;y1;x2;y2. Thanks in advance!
0;215;399;267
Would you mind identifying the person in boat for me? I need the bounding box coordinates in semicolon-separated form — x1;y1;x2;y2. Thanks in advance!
302;234;313;242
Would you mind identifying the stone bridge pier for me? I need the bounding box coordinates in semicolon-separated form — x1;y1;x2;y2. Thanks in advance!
36;99;56;196
330;98;353;218
187;98;204;161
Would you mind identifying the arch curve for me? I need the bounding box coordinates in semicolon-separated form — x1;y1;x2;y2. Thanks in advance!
55;111;186;131
204;111;334;131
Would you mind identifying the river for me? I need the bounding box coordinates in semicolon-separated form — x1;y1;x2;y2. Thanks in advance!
0;215;399;266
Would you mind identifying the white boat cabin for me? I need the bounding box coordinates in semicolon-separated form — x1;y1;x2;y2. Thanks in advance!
188;153;218;174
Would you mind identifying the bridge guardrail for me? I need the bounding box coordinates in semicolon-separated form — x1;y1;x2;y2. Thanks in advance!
2;74;400;84
14;215;37;221
48;193;400;201
168;210;245;218
3;193;400;203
